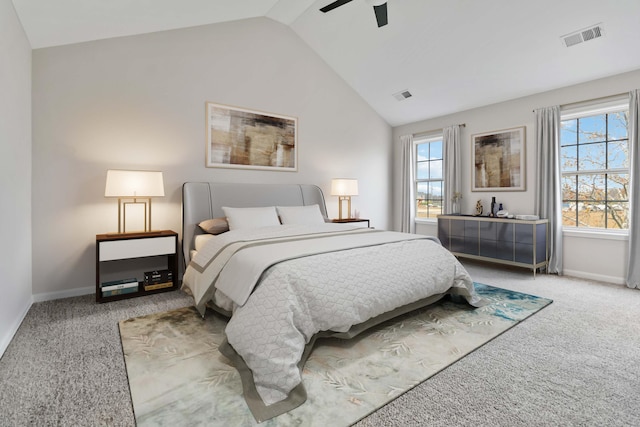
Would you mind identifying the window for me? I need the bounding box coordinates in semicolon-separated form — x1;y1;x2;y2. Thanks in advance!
415;135;443;219
560;102;629;230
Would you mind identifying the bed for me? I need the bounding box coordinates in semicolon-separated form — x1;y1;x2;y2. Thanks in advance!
181;182;484;422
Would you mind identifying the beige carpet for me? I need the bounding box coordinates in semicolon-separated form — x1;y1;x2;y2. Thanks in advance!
119;283;551;426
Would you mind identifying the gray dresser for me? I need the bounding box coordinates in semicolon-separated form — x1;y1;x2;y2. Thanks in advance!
437;214;549;276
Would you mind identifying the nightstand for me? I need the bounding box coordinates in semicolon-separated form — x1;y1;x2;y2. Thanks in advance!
95;230;179;303
331;218;370;228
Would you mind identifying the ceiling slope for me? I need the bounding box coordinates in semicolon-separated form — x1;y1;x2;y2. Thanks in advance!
12;0;640;126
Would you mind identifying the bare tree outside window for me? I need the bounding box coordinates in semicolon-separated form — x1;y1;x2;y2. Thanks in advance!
560;110;629;229
415;137;444;219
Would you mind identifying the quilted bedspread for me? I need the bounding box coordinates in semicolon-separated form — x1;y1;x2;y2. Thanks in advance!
182;224;483;421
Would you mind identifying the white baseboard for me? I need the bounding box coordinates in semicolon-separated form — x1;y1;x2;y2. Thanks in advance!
563;269;625;286
32;286;94;303
0;297;32;359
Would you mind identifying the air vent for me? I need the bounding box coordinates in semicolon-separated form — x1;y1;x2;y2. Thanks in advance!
561;24;604;47
393;90;412;101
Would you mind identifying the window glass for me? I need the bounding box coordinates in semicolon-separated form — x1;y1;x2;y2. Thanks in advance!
608;139;628;169
560;119;577;145
417;143;430;161
429;159;443;180
578;115;606;144
416;162;428;180
415;136;444;219
578;143;605;170
608;112;628;140
560;108;629;230
561;146;577;172
430;140;442;158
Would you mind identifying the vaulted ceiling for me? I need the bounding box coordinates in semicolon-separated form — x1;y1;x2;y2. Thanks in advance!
12;0;640;126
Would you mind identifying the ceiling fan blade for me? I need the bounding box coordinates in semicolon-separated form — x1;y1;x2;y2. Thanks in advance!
373;2;388;27
320;0;355;13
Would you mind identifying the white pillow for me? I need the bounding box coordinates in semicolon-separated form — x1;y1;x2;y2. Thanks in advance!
276;204;326;225
222;206;280;230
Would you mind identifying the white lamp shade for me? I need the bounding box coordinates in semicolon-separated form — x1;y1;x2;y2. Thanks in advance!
331;178;359;196
105;170;165;198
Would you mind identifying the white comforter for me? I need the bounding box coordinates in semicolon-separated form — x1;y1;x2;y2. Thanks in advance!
182;224;482;408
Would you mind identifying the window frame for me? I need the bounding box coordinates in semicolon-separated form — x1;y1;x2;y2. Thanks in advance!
414;133;444;223
560;98;629;233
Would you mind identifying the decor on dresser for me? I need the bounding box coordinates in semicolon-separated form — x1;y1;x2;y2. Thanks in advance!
451;192;462;214
472;126;526;191
331;178;359;219
119;284;552;426
104;170;165;234
205;102;297;171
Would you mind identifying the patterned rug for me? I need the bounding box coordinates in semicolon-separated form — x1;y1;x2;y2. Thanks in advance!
119;284;551;426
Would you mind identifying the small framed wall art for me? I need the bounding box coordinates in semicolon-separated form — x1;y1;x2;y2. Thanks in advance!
205;102;297;171
472;126;525;191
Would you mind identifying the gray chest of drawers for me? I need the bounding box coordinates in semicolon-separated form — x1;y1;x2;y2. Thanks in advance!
437;215;549;276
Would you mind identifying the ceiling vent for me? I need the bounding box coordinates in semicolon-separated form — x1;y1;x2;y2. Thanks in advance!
561;24;604;47
393;90;412;101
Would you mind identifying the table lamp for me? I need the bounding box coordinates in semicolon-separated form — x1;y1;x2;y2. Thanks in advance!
104;170;165;234
331;178;358;220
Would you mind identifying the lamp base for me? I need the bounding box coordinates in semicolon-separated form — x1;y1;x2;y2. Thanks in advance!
337;196;352;220
114;197;158;234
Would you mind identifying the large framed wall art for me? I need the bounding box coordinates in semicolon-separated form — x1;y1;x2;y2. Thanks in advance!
472;126;526;191
205;102;297;171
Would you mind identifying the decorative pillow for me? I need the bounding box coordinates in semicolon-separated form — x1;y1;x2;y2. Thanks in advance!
276;204;326;225
222;206;280;230
198;217;229;235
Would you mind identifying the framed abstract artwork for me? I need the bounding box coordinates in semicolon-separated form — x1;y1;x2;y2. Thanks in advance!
206;102;297;171
472;126;526;191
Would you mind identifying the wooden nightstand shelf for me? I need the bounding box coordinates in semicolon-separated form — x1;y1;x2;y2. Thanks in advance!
331;218;370;228
95;230;179;303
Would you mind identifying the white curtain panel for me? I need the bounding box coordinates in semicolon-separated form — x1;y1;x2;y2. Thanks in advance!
400;134;416;233
534;106;563;274
627;90;640;289
443;125;462;214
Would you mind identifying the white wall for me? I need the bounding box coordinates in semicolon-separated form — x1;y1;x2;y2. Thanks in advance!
393;69;640;284
31;17;392;298
0;0;32;356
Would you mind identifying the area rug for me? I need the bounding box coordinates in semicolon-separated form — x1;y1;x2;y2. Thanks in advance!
119;283;551;426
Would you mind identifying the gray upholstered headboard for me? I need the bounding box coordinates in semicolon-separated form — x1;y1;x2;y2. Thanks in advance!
181;182;328;267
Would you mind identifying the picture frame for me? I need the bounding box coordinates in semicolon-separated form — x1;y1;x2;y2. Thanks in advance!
471;126;526;191
205;102;297;171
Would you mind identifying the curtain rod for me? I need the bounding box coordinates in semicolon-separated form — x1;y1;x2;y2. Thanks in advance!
413;123;466;138
532;92;629;113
